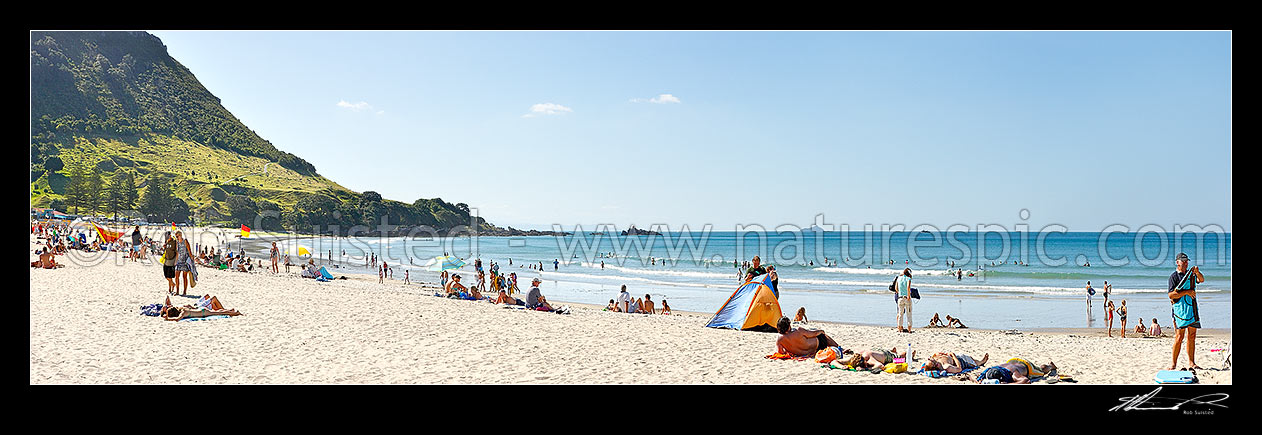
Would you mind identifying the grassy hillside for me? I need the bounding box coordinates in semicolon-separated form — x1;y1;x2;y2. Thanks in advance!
29;31;508;234
30;133;355;219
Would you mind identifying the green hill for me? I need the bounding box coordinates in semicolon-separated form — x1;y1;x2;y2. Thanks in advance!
30;31;502;234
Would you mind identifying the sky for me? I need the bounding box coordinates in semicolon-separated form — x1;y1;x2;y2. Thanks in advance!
148;31;1232;232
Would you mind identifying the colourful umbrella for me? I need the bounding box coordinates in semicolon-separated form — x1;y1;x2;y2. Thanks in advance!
425;255;466;272
285;245;312;257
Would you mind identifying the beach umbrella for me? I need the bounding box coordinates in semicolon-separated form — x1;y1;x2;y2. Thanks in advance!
425;255;466;272
285;245;312;257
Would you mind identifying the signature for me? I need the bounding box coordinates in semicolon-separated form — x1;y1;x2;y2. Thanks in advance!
1110;387;1229;412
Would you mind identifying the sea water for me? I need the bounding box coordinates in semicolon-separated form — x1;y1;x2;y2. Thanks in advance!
234;231;1231;330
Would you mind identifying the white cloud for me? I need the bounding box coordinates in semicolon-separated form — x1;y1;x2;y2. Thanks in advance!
336;100;374;111
376;110;385;115
631;94;682;104
523;102;573;118
650;94;681;104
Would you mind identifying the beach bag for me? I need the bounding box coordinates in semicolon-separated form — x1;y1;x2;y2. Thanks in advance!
815;346;844;363
910;288;920;299
883;363;908;374
888;276;899;292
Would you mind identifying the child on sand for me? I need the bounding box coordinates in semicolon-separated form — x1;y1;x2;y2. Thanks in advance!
794;307;808;323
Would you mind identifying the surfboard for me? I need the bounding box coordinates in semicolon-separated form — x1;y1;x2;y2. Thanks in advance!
1154;370;1197;384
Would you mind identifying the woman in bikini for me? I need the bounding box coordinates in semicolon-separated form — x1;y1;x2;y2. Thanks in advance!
844;346;914;371
160;295;243;321
660;299;671;315
1105;300;1116;337
793;307;808;323
1118;300;1128;338
922;352;989;374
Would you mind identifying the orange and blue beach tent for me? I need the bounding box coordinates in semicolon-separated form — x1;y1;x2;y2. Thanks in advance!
705;273;783;332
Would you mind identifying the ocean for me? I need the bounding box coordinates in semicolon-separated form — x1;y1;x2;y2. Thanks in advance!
231;230;1231;330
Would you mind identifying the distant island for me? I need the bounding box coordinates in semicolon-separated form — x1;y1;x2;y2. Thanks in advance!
621;225;662;236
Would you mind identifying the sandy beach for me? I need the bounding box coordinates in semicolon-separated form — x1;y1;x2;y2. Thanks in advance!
30;235;1231;385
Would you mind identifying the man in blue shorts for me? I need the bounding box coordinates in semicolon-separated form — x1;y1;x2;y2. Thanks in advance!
1168;252;1205;370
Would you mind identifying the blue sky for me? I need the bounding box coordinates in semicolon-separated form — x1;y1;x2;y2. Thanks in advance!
149;31;1231;232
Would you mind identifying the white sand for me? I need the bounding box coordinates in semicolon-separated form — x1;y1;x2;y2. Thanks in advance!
30;235;1231;384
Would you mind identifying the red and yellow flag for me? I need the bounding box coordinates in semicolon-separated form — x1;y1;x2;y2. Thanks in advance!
241;224;251;238
94;223;121;244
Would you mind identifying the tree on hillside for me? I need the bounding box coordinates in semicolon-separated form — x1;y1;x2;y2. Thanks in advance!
139;175;175;222
103;169;138;220
286;194;341;234
62;162;97;215
226;194;258;227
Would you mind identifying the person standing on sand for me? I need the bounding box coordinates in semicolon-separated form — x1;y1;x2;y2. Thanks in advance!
173;231;193;296
130;225;142;262
1105;300;1116;337
895;268;913;333
1168;252;1204;370
1118;300;1128;338
162;231;178;295
270;242;279;274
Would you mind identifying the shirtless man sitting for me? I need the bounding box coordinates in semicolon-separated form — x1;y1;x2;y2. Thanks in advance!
495;290;523;305
642;295;656;314
775;316;842;358
921;352;989;374
974;359;1056;384
32;251;62;269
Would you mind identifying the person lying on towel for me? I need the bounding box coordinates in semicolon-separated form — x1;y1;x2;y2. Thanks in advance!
843;347;913;371
921;352;989;374
775;316;841;358
161;295;243;321
974;358;1056;384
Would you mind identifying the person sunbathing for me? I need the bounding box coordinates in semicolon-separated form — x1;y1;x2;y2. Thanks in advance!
946;315;967;328
974;359;1056;384
605;299;619;311
843;346;913;371
161;296;242;321
926;313;946;327
1135;321;1147;335
496;290;524;306
659;299;671;315
1149;318;1162;337
774;316;841;358
922;352;989;374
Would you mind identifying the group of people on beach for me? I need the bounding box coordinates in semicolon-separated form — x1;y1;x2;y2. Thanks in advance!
604;285;671;315
775;316;1056;383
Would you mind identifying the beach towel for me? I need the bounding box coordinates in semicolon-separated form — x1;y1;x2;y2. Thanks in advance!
917;364;985;379
765;352;810;361
1007;358;1047;378
140;304;164;317
319;267;335;280
179;315;231;322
